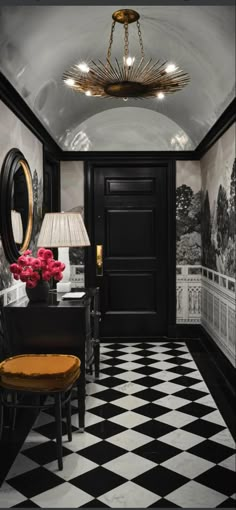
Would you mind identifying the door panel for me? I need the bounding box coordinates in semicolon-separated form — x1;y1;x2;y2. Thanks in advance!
107;209;155;257
93;163;169;338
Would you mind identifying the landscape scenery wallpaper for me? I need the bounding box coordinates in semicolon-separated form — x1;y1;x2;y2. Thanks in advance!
176;161;201;266
201;124;235;279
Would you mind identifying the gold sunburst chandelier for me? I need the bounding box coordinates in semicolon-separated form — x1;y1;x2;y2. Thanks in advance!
63;9;190;100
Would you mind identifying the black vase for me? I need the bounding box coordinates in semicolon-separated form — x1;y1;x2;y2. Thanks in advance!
26;280;50;302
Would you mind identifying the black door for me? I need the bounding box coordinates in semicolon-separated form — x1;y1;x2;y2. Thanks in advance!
87;160;174;339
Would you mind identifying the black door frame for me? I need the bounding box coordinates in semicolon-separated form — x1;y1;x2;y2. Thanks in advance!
84;157;176;338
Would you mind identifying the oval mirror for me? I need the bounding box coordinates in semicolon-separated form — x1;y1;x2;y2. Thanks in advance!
0;148;33;262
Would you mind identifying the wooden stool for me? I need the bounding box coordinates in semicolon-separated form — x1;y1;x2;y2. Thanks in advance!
0;354;81;470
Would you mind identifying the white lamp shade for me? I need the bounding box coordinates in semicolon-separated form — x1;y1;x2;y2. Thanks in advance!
11;210;23;244
37;212;90;248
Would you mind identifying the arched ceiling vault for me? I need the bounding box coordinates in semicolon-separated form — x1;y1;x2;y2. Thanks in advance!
0;5;235;151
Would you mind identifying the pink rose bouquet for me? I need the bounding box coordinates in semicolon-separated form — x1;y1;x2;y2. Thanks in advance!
9;248;65;288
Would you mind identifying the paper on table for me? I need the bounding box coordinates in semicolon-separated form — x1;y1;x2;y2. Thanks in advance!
61;292;85;299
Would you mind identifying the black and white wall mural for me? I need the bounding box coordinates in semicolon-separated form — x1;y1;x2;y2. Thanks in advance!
60;161;85;287
176;161;202;324
0;99;43;302
201;124;235;366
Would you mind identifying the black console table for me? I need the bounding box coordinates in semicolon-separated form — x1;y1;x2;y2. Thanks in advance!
2;287;100;430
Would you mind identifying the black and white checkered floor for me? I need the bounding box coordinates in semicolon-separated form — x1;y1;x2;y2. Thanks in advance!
1;342;235;508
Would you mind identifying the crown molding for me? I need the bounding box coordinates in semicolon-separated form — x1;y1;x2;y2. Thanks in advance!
0;72;62;157
195;98;236;159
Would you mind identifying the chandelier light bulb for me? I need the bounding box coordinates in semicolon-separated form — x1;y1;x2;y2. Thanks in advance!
77;62;90;73
64;78;75;86
124;56;135;67
85;90;92;96
157;92;165;99
166;63;178;73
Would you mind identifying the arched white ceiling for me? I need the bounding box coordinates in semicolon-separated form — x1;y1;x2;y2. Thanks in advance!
0;5;235;151
59;107;194;151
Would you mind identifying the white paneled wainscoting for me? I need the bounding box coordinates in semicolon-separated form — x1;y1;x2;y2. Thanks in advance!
0;281;26;307
201;267;236;367
176;265;202;324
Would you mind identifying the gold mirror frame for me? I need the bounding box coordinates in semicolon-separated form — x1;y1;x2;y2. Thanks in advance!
0;149;34;262
18;159;33;254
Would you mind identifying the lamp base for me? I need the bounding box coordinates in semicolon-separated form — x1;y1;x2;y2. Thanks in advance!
56;281;72;293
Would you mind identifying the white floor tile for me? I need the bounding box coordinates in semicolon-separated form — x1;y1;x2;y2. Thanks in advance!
98;481;159;507
20;430;49;451
6;454;39;480
186;370;203;380
31;482;93;508
116;361;143;371
210;428;236;449
166;480;227;508
112;395;146;410
162;451;214;478
190;381;209;393
145;346;170;353
219;454;236;471
104;452;156;479
152;381;185;394
148;353;172;361
154;394;190;409
113;381;146;394
107;429;152;451
202;410;227;426
85;396;106;410
149;361;176;370
155;410;197;428
116;353;141;362
32;411;55;429
109;411;150;428
60;431;101;452
195;394;217;408
85;382;108;395
159;428;205;450
115;371;145;382
151;371;180;381
71;411;103;428
0;483;25;508
44;453;98;480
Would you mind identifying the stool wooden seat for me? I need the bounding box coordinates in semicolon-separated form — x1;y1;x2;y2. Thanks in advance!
0;354;81;470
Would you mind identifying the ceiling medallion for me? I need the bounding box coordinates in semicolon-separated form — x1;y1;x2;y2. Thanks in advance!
63;9;190;100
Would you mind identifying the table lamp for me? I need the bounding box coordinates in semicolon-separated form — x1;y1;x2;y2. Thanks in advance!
37;212;90;292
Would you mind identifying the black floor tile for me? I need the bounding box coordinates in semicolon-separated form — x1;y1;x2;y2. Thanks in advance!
179;402;216;417
134;403;168;418
71;466;125;498
133;465;188;497
182;418;225;438
8;467;62;499
133;439;181;463
89;403;125;419
79;440;127;464
133;419;175;439
196;465;236;496
85;420;126;439
189;440;235;463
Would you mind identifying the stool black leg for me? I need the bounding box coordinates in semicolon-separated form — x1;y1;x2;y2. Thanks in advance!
66;394;72;442
0;391;3;440
55;393;63;470
77;379;85;432
11;392;17;431
94;342;100;380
